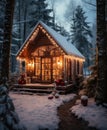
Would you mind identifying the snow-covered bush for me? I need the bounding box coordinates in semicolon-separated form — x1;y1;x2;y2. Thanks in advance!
74;74;84;90
79;65;97;97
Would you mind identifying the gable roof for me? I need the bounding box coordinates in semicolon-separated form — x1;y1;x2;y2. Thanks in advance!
16;21;85;59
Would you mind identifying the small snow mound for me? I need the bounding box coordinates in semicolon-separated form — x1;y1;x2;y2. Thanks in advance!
81;95;88;100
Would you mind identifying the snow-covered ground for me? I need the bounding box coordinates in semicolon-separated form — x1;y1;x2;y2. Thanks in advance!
9;92;107;130
10;92;76;130
70;98;107;130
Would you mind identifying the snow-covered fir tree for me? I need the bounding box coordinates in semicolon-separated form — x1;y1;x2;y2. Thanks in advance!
70;5;92;67
58;26;70;38
0;79;26;130
29;0;54;29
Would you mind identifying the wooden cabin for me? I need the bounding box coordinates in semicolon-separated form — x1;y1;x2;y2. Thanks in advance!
16;21;85;84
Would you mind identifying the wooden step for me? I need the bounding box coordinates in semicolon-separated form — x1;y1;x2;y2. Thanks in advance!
12;87;54;94
13;83;54;89
11;83;74;95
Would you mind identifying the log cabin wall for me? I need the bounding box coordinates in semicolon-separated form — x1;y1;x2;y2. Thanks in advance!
18;47;84;83
24;33;65;83
63;56;84;82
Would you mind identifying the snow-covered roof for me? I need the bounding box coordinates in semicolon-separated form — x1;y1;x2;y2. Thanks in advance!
17;21;85;59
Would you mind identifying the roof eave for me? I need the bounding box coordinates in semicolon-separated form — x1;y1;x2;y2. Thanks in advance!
16;21;41;57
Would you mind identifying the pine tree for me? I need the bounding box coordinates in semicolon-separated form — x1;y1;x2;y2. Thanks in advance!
70;5;92;67
0;79;26;130
29;0;54;28
59;26;70;39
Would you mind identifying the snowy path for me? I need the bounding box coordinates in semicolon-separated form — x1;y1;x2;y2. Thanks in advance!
10;92;76;130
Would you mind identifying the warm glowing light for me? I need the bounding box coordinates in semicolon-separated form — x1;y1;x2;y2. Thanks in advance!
57;60;62;66
65;55;85;62
16;57;19;60
28;61;33;66
28;63;32;66
42;28;46;33
39;26;43;29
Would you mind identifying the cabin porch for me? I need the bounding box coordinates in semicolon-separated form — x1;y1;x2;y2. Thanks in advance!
12;83;74;95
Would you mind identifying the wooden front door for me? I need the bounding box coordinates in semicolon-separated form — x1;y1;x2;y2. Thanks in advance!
41;57;52;82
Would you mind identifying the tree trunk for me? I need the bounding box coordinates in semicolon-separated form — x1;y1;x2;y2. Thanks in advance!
95;0;107;104
1;0;15;80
